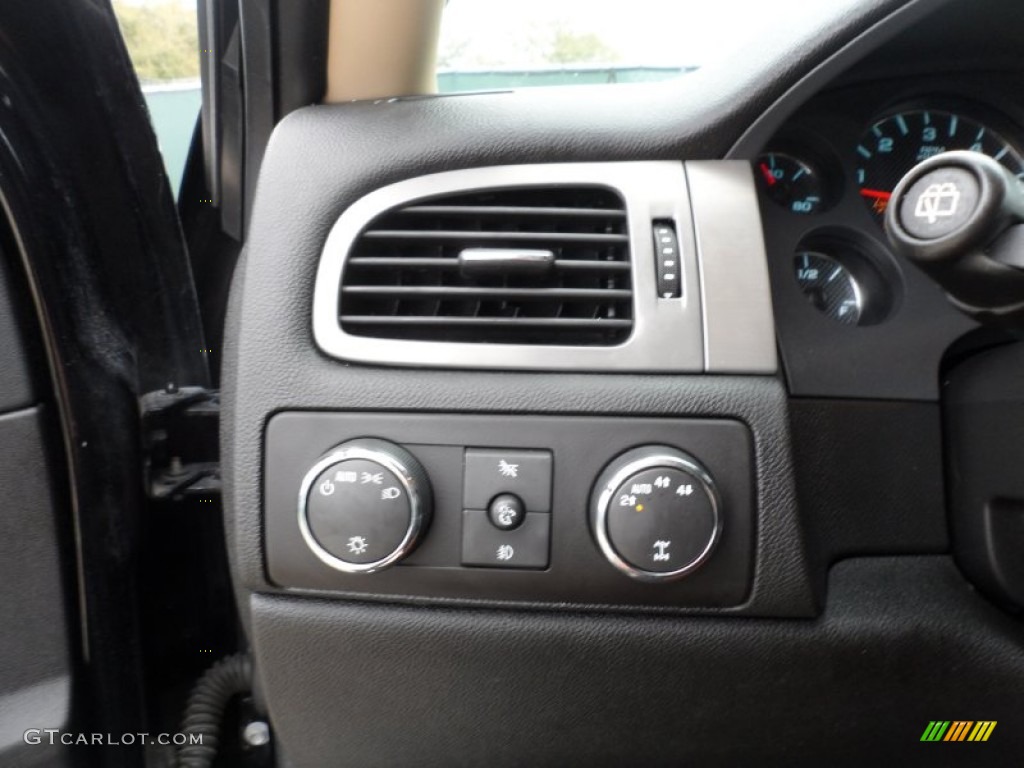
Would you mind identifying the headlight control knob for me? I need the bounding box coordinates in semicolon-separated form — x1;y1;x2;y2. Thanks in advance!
590;445;721;582
298;438;432;574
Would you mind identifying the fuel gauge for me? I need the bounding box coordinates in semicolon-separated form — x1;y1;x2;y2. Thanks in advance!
756;152;826;215
794;252;863;325
791;232;897;327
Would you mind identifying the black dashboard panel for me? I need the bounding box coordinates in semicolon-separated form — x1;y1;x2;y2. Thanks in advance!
252;558;1024;768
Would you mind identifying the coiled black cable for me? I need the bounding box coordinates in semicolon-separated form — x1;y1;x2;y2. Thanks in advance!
177;653;253;768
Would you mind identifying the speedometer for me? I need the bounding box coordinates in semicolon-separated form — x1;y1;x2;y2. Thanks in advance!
855;109;1024;218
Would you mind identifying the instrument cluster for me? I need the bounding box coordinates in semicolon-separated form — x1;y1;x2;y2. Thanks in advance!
753;74;1024;399
757;102;1024;328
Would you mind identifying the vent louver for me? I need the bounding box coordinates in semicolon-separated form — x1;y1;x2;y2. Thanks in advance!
339;187;633;345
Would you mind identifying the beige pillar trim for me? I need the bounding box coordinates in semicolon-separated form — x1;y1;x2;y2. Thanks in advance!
324;0;444;102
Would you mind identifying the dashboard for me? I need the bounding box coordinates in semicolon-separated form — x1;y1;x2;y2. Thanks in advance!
757;71;1024;399
219;0;1024;764
7;0;1024;766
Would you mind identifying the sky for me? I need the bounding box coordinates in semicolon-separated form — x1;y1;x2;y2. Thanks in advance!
440;0;810;69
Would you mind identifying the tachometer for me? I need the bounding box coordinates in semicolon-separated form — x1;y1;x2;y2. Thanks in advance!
855;109;1024;218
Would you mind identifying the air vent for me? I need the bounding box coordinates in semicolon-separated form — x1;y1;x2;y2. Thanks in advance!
339;187;633;345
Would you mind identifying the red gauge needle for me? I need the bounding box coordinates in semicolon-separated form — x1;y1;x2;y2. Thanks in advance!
759;162;777;186
859;188;892;201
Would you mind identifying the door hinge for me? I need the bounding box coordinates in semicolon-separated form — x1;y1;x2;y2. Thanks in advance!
141;384;220;500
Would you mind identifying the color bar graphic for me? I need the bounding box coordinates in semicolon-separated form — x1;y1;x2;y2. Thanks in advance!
920;720;996;742
968;722;997;742
944;721;973;741
921;721;950;742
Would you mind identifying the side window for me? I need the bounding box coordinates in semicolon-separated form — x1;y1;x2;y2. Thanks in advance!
111;0;201;196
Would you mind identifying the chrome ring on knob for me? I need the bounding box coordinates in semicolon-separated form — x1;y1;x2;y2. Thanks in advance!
592;449;721;583
297;440;429;574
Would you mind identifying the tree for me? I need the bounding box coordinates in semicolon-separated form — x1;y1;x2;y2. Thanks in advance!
112;1;199;82
543;24;620;65
435;37;471;70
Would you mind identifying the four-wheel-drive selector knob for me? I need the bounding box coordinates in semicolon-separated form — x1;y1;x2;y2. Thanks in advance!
590;446;721;582
298;438;432;574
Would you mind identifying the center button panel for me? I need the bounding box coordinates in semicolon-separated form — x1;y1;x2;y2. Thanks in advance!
462;449;552;569
266;413;755;607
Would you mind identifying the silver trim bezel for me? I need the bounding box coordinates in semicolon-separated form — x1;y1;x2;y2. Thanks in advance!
594;453;721;582
686;161;778;374
297;444;427;574
312;161;706;372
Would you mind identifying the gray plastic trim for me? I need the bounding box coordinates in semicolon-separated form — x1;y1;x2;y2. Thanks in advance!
0;675;70;751
311;161;777;373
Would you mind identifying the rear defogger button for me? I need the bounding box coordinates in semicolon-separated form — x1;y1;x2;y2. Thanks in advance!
464;449;552;512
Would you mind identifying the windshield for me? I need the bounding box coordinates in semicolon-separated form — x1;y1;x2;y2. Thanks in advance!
438;0;806;92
